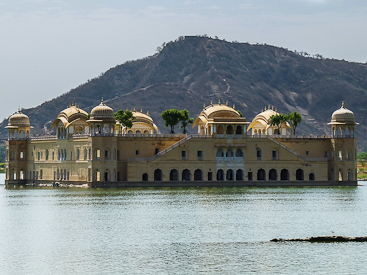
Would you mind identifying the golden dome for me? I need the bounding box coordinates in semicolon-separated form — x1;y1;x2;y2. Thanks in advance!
132;111;154;124
90;99;115;121
8;110;30;127
51;105;88;129
193;103;242;127
248;109;278;130
329;102;357;125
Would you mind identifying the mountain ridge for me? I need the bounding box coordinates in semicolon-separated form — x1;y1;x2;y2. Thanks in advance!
2;36;367;149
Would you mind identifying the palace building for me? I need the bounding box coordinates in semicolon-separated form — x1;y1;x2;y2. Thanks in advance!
5;101;358;187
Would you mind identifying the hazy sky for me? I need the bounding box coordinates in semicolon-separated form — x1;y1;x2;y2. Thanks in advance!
1;0;367;120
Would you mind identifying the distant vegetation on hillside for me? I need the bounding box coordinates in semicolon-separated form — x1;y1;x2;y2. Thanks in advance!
1;35;367;149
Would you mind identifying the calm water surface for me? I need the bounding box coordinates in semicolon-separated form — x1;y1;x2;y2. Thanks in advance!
1;174;367;274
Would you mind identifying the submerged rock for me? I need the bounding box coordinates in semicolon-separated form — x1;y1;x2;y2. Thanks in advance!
271;236;367;242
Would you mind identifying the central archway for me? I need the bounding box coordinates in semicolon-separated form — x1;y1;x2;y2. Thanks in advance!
269;169;277;181
154;169;162;181
194;169;203;181
170;169;178;181
217;169;224;181
296;169;304;181
257;169;265;180
182;169;191;181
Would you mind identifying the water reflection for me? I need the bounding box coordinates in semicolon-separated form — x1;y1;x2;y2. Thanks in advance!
1;181;367;274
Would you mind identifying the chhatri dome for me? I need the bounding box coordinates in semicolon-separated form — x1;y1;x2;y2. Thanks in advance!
193;100;248;135
329;102;357;125
51;104;88;129
120;108;159;134
89;98;115;122
328;102;358;138
7;110;31;128
248;106;290;135
6;109;33;138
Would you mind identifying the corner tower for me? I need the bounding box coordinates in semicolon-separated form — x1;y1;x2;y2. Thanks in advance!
5;110;32;184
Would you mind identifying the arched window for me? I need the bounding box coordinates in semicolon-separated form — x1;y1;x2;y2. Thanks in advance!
236;125;242;135
144;130;149;134
103;124;110;134
309;173;315;181
280;169;289;180
76;148;80;160
236;169;244;180
235;149;244;158
182;169;191;181
45;149;49;160
194;169;203;181
217;169;224;181
136;130;141;135
257;169;265;180
226;149;234;158
216;149;224;158
95;149;101;160
154;169;162;181
84;149;87;160
170;169;179;181
142;173;148;181
217;125;224;134
226;169;234;180
296;169;304;180
269;169;277;181
226;125;234;134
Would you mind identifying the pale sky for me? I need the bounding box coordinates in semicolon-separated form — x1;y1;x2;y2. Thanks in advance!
1;0;367;120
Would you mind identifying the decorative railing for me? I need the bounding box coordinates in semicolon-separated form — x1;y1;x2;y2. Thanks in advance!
216;156;244;162
115;133;187;138
30;136;57;141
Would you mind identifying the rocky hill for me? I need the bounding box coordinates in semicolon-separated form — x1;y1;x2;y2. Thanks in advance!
2;36;367;149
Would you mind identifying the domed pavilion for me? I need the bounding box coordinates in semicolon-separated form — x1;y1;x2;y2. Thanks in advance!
87;99;116;136
328;102;358;138
6;110;33;139
193;101;249;136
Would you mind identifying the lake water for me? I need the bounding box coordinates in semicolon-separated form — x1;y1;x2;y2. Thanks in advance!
1;173;367;274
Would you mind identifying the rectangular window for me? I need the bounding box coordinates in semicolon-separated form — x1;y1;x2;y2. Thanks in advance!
117;172;120;181
155;148;160;155
117;150;120;160
324;151;329;159
272;150;278;160
105;150;109;160
96;149;100;160
182;150;187;160
256;150;262;160
136;150;140;155
197;151;203;160
347;151;352;160
306;151;310;155
20;152;24;159
338;151;342;160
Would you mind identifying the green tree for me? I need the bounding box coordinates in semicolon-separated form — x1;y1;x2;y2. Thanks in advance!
179;109;194;134
270;114;286;134
237;110;243;117
161;109;181;134
286;111;302;135
115;110;135;133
